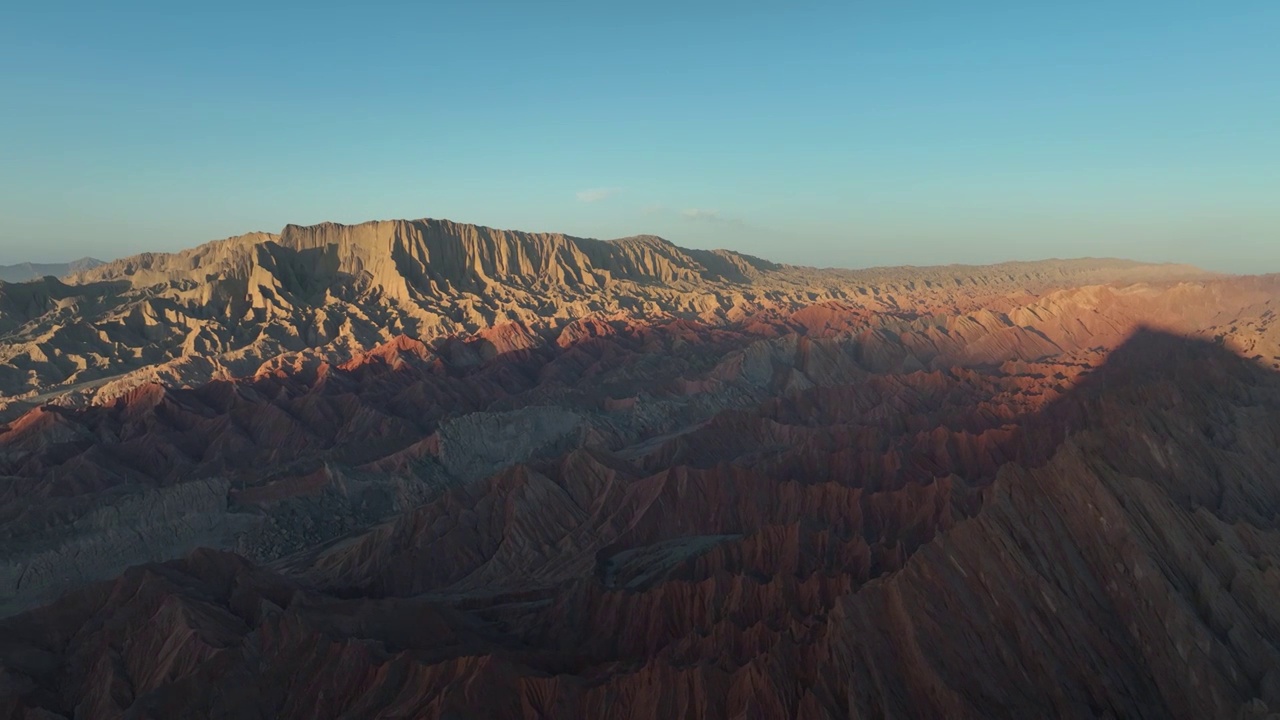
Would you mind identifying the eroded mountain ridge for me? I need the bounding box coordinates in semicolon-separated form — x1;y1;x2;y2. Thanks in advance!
2;218;1279;718
0;218;1207;415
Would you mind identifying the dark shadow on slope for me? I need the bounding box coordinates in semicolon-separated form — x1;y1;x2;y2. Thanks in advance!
3;326;1280;719
1030;325;1280;528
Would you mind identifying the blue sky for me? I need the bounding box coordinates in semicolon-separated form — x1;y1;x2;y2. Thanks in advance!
1;1;1277;271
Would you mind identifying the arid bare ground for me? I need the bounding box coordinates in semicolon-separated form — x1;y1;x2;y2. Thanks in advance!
2;220;1279;718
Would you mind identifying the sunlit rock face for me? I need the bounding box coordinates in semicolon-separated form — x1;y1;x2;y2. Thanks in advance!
2;218;1280;718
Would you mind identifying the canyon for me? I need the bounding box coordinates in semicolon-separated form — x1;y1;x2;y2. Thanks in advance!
1;219;1279;718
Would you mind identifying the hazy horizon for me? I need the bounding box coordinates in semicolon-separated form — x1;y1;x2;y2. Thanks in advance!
0;214;1258;276
3;2;1278;273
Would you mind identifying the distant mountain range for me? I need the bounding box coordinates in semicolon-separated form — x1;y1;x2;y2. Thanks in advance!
0;257;104;283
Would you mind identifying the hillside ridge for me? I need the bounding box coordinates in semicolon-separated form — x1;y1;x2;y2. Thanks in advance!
0;217;1215;414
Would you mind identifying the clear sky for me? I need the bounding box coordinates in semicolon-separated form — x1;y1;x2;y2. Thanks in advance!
2;1;1277;272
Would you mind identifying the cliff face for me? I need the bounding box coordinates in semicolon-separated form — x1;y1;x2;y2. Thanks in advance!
72;222;747;292
1;217;1210;415
1;217;1279;718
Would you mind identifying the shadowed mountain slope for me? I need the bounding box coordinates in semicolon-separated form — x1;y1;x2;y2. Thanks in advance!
2;269;1277;617
2;330;1279;719
0;218;1277;718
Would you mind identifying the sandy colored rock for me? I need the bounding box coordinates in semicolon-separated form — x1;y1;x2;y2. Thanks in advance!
2;217;1280;718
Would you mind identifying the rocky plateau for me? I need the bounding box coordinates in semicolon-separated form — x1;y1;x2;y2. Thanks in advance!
1;218;1279;718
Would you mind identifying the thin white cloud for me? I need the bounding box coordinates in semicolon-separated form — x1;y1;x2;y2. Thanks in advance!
576;187;621;203
681;208;740;225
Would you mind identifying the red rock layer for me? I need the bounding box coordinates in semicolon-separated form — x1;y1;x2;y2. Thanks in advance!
4;329;1280;719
